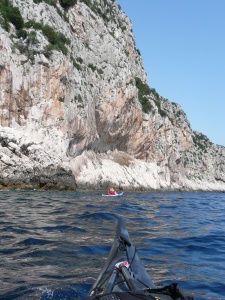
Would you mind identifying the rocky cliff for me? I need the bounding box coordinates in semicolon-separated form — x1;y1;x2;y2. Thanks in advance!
0;0;225;191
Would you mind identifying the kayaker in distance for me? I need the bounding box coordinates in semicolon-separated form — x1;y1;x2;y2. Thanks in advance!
102;188;124;197
108;188;116;195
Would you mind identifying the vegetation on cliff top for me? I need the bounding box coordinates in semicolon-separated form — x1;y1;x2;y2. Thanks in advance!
0;0;119;58
192;131;212;152
135;77;167;118
134;77;153;113
0;0;70;58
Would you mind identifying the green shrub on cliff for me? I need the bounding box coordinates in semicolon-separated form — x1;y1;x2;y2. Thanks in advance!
59;0;77;9
33;0;56;4
16;29;28;39
33;0;64;19
25;21;70;56
0;0;24;31
192;132;212;152
135;77;168;117
135;77;152;113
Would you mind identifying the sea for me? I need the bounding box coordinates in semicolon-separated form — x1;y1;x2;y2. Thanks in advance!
0;190;225;300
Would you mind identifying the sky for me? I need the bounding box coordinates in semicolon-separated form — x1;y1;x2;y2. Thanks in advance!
116;0;225;146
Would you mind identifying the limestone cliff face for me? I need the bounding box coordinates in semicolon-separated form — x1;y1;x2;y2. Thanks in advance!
0;0;225;191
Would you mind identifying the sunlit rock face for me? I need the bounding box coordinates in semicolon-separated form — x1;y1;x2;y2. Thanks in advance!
0;0;225;191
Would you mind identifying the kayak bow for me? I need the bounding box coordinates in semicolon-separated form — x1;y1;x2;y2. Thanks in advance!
84;217;193;300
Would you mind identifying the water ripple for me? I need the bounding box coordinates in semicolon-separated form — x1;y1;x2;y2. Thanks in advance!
0;191;225;299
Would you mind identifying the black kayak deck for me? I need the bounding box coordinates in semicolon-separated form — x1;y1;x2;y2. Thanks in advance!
87;217;155;296
84;217;194;300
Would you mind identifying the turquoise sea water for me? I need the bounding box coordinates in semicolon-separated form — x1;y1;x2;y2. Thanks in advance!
0;190;225;300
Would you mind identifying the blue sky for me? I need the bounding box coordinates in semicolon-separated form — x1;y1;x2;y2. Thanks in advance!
116;0;225;146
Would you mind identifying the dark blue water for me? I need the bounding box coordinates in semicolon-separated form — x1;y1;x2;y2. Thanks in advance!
0;191;225;300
